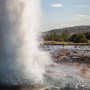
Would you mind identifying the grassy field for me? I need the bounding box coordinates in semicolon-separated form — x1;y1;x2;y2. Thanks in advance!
44;41;90;45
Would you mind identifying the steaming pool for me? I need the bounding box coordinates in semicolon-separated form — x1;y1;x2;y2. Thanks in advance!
0;45;90;90
42;45;90;52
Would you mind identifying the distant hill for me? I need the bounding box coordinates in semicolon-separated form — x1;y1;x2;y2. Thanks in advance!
44;25;90;35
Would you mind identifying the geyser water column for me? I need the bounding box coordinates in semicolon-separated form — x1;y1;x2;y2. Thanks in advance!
0;0;51;85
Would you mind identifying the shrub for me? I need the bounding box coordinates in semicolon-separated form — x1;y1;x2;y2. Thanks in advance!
69;34;78;42
85;32;90;40
69;33;88;43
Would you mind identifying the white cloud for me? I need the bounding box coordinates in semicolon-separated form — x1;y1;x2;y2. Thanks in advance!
76;15;86;18
77;15;90;19
73;15;90;21
51;4;63;8
76;5;89;8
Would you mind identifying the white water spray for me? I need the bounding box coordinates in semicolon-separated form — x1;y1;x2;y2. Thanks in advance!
1;0;90;89
0;0;52;85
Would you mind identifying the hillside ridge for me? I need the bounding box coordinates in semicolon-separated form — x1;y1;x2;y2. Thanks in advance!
44;25;90;34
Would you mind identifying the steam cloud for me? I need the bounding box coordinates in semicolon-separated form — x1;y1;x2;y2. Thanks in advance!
0;0;52;85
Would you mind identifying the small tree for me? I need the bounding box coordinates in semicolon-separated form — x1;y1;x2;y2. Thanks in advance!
69;34;78;42
69;33;88;43
76;33;88;43
85;32;90;40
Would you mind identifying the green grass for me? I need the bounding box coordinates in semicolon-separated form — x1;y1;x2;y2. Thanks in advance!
44;41;90;45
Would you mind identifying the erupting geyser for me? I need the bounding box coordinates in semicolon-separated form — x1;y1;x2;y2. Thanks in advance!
0;0;90;89
0;0;51;85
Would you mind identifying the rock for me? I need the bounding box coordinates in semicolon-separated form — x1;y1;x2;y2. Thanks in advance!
51;49;90;65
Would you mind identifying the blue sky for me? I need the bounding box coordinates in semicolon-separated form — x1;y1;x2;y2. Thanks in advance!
41;0;90;31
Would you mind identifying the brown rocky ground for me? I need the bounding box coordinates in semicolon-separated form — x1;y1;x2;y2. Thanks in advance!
51;49;90;66
51;49;90;78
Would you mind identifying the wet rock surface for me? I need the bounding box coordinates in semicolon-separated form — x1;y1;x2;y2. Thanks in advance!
51;49;90;65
